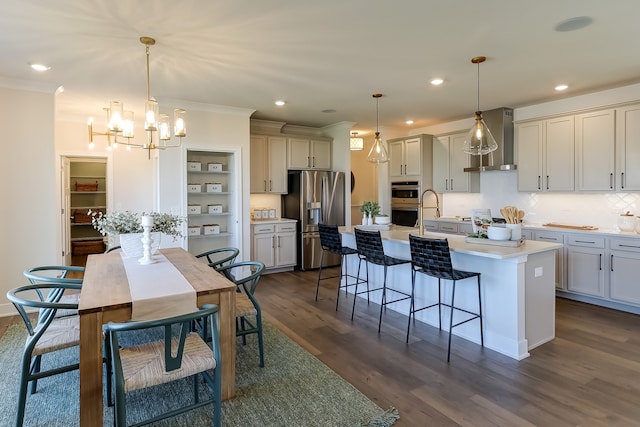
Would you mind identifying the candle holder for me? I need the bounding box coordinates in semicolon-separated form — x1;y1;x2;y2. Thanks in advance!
139;215;156;264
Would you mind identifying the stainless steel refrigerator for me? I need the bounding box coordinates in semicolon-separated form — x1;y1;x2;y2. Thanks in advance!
282;170;345;270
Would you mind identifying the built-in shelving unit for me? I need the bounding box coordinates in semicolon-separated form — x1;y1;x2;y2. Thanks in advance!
185;150;237;256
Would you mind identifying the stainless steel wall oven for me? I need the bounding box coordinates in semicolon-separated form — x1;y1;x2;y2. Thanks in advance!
391;181;419;227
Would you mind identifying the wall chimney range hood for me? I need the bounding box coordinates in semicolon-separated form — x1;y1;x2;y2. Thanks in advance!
464;107;516;172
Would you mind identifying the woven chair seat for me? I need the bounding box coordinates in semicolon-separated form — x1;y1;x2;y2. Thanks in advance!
33;315;79;356
120;332;216;393
236;293;257;318
55;293;80;318
414;266;479;281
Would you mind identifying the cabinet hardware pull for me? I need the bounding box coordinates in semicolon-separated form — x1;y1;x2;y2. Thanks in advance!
618;244;640;249
312;157;316;167
272;236;275;249
599;253;602;270
445;179;448;191
575;240;595;244
539;237;555;241
269;180;272;191
621;172;625;189
537;176;541;190
399;165;402;175
610;173;613;189
307;156;310;168
450;178;454;191
546;175;550;190
264;180;267;192
277;236;281;247
611;254;614;272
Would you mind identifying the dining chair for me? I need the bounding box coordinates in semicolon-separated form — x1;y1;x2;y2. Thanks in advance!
408;235;484;362
23;265;84;317
196;247;240;271
105;304;222;427
316;223;361;310
6;282;95;427
216;261;266;367
353;228;411;333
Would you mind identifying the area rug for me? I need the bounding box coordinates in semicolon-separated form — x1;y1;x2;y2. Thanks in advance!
0;320;399;426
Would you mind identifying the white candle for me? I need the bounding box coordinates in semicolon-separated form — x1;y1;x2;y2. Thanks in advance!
141;215;153;227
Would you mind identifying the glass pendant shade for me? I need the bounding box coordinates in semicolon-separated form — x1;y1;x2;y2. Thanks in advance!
108;101;123;132
144;98;158;131
463;112;498;155
367;131;389;163
122;111;135;138
174;109;187;137
158;114;171;140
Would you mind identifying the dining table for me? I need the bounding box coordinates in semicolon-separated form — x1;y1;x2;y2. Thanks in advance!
78;247;237;426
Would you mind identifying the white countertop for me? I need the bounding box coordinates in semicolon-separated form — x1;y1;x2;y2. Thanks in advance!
250;218;297;225
341;225;563;260
427;217;640;238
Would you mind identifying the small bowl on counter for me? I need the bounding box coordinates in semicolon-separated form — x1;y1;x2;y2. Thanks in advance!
374;215;390;225
617;213;636;232
487;225;511;241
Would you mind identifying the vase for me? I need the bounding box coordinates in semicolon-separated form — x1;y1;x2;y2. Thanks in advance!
367;214;373;225
118;232;161;258
362;212;368;225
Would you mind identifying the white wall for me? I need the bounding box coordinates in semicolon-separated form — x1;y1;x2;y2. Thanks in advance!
1;87;56;315
413;82;640;231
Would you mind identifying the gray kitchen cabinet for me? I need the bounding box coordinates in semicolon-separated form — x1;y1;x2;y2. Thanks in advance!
287;137;331;170
421;219;472;235
615;104;640;191
516;116;574;192
566;234;606;298
609;237;640;305
388;135;429;179
251;221;297;271
575;109;615;191
532;230;566;290
250;135;287;193
433;133;479;193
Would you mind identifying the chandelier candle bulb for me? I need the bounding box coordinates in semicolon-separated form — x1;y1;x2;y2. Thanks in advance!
159;114;171;140
174;109;186;137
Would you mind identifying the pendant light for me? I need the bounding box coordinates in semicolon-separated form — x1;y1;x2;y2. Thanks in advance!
350;132;364;150
463;56;498;155
367;93;389;163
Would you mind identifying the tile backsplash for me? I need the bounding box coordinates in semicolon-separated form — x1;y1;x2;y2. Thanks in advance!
441;171;639;230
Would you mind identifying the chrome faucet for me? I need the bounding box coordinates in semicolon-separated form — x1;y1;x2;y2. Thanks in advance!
419;189;440;235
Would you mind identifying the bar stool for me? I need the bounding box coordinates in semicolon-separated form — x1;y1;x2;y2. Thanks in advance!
316;224;362;310
408;234;484;362
353;228;411;333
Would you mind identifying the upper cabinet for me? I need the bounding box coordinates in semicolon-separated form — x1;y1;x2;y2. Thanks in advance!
516;116;575;192
287;137;331;170
616;104;640;191
575;109;615;191
389;136;423;179
433;132;479;193
250;135;287;194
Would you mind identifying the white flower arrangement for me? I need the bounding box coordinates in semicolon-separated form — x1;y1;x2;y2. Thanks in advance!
89;210;184;238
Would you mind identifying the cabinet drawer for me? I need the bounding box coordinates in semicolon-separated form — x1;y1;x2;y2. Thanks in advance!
610;237;640;253
438;223;458;234
253;224;275;234
567;234;605;249
276;223;296;233
533;230;564;243
422;221;438;232
458;222;474;235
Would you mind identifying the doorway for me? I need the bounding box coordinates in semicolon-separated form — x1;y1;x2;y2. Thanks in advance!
61;156;108;265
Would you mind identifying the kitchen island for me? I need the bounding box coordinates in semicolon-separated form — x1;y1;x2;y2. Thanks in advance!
340;226;563;360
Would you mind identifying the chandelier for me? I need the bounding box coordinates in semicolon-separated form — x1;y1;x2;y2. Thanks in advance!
88;36;187;155
462;56;497;156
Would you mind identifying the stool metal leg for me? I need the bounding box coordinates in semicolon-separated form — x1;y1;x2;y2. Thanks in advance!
315;249;326;301
447;280;457;363
378;265;388;333
335;253;346;311
406;268;417;343
477;275;484;346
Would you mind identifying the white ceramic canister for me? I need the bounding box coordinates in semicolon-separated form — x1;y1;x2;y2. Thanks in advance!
506;223;522;240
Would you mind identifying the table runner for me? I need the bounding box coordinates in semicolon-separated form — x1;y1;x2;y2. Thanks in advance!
121;252;197;321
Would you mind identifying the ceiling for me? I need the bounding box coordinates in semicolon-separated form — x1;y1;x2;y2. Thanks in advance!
2;0;639;136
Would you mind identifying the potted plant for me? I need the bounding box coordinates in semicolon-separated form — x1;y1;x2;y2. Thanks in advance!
89;210;184;257
359;201;380;225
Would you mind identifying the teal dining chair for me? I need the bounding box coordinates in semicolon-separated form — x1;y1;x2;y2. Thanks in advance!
105;304;222;427
217;261;266;367
196;247;240;271
7;282;91;427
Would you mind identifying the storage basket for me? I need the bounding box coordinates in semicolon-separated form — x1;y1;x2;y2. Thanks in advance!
72;209;99;223
75;181;98;192
71;240;105;255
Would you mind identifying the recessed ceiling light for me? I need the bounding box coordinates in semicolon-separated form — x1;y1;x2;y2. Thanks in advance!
405;120;414;125
430;78;444;86
30;63;51;71
275;100;286;106
555;84;569;91
554;16;593;32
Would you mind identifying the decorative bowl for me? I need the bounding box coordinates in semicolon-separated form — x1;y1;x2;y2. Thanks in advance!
375;215;390;225
618;214;636;232
487;225;511;241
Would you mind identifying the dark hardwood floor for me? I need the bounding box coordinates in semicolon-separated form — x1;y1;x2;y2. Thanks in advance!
257;267;640;427
3;264;640;426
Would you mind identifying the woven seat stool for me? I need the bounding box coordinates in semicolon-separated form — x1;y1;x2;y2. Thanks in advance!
316;224;363;310
408;234;484;362
353;228;411;333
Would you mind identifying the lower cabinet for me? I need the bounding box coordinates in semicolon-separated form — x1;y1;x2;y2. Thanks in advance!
566;234;606;297
609;237;640;305
251;222;297;272
532;230;566;290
